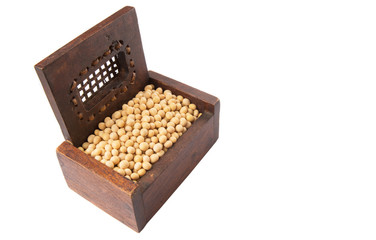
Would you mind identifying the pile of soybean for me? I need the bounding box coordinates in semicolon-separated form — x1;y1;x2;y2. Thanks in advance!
79;84;200;181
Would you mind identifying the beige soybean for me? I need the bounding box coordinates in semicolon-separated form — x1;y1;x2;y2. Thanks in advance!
105;161;114;168
119;146;127;153
125;168;132;176
110;156;120;165
87;134;95;143
125;140;133;147
159;135;167;144
143;155;150;162
136;136;144;143
180;118;187;127
176;124;184;132
125;154;133;161
128;161;135;170
140;128;148;137
82;142;89;149
167;126;175;133
116;168;126;176
112;111;121;119
170;136;177;143
150;154;159;163
131;173;139;180
119;153;126;160
164;140;173;149
127;146;136;154
135;148;142;155
98;122;106;130
186;113;195;122
134;155;143;163
104;151;112;160
142;161;152;170
117;128;126;137
139;142;149;151
105;119;114;128
134;162;142;171
157;150;165;157
120;135;129;142
111;149;119;156
119;160;129;169
112;140;121;149
145;149;154;156
153;143;163;153
138;169;146;177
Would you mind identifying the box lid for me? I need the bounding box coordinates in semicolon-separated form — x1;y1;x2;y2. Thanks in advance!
35;6;149;145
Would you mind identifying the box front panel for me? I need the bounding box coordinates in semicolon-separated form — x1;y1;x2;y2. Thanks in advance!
56;142;140;231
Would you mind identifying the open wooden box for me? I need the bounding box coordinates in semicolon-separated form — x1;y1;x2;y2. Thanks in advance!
35;6;219;232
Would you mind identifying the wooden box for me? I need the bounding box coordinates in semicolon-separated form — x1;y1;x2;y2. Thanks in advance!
35;6;219;232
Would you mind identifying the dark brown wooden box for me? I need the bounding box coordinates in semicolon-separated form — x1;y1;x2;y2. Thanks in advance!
35;6;219;232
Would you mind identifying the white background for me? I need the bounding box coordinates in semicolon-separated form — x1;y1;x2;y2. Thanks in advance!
1;0;376;239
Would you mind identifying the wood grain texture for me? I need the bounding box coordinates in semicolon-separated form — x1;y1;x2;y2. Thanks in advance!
35;6;148;146
56;141;145;232
140;111;216;222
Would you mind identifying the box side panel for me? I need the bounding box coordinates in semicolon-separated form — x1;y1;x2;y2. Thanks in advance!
56;142;142;232
141;112;218;222
148;71;219;114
